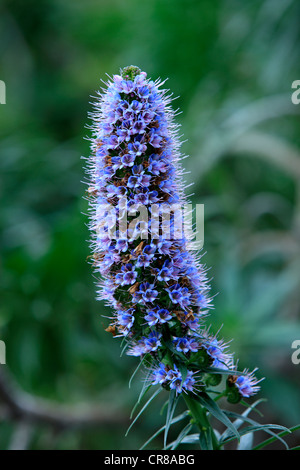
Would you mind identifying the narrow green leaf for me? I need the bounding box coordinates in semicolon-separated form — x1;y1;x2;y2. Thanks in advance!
168;423;193;450
140;411;189;450
202;366;241;376
221;399;265;441
164;389;179;449
223;410;291;449
196;393;240;442
252;424;300;450
199;427;214;450
160;398;169;416
126;386;161;437
128;356;146;388
222;424;291;448
177;362;188;383
179;433;200;445
237;432;254;450
130;383;152;419
240;399;265;418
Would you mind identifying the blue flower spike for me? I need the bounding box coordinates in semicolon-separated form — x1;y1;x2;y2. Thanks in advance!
84;66;299;451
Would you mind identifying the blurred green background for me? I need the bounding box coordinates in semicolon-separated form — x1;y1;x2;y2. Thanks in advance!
0;0;300;450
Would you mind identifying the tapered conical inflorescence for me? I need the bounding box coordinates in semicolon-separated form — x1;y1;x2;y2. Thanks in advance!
85;65;261;400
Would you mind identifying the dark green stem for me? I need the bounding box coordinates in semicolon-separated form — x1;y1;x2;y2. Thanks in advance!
184;394;219;450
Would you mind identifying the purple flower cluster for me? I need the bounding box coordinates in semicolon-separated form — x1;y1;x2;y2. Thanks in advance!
86;65;261;399
152;363;197;394
202;335;234;370
233;369;263;398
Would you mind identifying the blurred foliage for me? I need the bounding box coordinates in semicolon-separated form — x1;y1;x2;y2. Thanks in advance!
0;0;299;450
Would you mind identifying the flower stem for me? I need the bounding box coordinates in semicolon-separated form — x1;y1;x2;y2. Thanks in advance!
184;394;219;450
